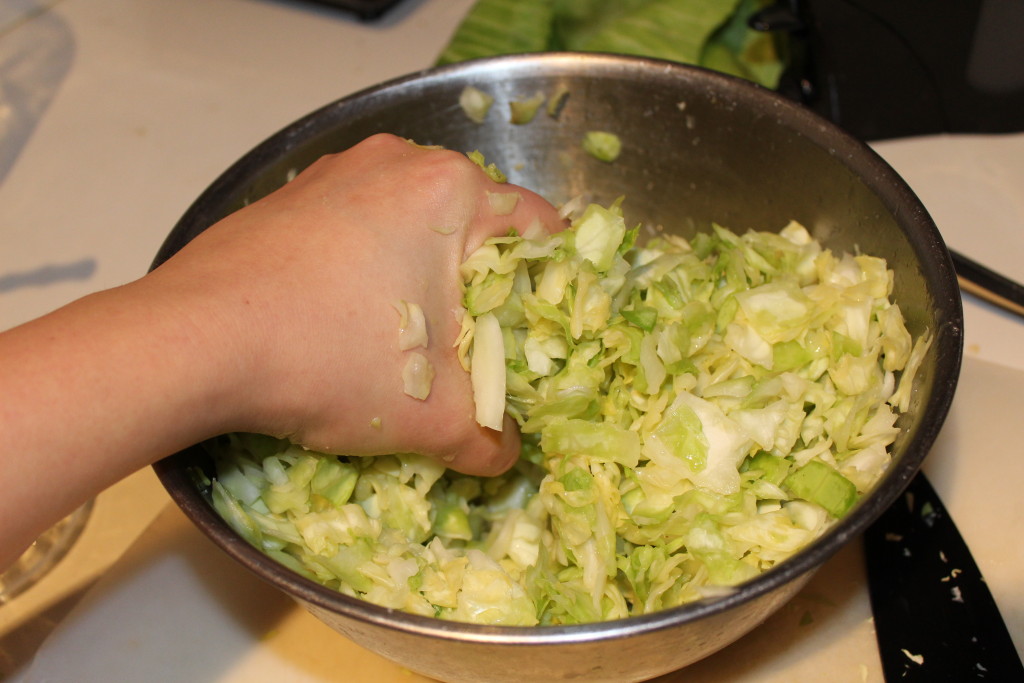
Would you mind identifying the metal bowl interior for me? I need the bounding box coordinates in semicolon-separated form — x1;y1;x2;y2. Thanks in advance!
152;53;963;683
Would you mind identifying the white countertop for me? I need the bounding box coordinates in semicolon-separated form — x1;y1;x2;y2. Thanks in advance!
2;1;1023;681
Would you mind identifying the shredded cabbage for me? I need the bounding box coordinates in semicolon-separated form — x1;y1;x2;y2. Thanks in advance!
204;200;930;626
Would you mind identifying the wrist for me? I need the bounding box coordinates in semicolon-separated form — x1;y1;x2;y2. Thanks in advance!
0;277;251;559
126;267;268;443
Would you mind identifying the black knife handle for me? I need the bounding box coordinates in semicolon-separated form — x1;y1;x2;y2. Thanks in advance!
951;249;1024;320
865;473;1023;680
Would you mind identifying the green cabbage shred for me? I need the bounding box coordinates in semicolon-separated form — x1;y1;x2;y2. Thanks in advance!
205;200;930;626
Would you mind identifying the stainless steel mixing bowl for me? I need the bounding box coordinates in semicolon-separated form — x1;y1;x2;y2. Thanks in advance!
152;53;963;683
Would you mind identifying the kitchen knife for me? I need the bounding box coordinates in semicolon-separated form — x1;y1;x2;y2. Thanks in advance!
864;472;1023;680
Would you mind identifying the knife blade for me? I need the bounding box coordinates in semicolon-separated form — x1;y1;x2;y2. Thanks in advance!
864;472;1023;680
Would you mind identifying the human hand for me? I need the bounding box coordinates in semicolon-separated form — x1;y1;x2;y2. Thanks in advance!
148;133;565;475
0;133;563;567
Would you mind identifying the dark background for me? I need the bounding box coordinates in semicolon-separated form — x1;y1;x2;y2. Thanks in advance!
781;0;1024;141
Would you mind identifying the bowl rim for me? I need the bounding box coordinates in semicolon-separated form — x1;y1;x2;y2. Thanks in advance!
153;51;964;645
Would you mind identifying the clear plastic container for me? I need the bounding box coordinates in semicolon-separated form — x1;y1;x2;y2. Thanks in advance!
0;502;93;605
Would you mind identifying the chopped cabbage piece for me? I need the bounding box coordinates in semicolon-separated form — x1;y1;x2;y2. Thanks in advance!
393;300;428;351
509;92;545;125
469;312;506;431
402;352;435;400
487;191;521;216
582;131;622;162
459;86;494;124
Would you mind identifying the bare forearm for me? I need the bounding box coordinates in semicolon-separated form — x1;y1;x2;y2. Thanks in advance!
0;281;242;566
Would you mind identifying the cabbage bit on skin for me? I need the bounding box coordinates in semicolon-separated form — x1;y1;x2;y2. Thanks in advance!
402;352;435;401
392;299;433;400
393;300;429;351
487;191;521;216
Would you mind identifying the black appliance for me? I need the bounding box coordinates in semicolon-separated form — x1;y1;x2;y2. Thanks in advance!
763;0;1024;141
